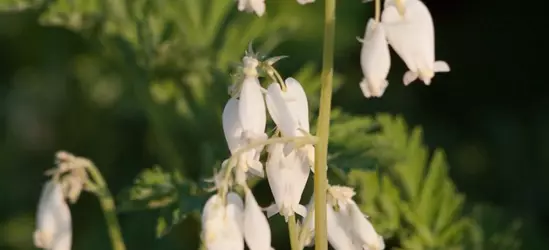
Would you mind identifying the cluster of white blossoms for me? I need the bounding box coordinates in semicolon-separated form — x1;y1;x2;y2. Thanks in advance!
358;0;450;98
236;0;315;17
33;151;90;250
201;44;385;249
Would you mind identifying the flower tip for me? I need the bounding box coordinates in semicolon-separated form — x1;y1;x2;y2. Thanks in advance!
264;55;289;66
246;40;255;56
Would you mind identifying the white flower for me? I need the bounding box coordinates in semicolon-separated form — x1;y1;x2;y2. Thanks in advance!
222;97;265;179
297;0;315;4
237;0;266;17
358;18;391;98
222;57;267;179
328;186;385;250
265;78;315;170
243;187;273;250
264;143;309;221
382;0;450;86
202;193;245;250
34;181;72;250
301;195;357;250
301;187;385;250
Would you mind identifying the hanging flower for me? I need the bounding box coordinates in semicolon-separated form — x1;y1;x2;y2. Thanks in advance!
382;0;450;86
237;0;266;17
300;193;357;250
265;78;315;169
297;0;315;4
328;186;385;250
243;187;273;250
358;18;391;98
300;186;385;250
222;56;267;179
201;193;245;250
264;143;309;221
34;181;72;250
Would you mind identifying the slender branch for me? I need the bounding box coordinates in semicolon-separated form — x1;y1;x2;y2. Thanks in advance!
288;215;299;250
375;0;381;22
218;135;318;200
86;164;126;250
298;203;315;249
313;0;336;249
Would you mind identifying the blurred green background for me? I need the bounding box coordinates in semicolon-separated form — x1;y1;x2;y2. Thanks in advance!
1;0;548;249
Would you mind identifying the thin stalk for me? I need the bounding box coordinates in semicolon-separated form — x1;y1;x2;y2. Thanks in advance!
86;164;126;250
219;135;318;200
298;201;315;249
288;215;299;250
375;0;381;22
314;0;336;249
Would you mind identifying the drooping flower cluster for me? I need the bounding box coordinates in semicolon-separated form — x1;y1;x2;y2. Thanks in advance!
201;45;385;249
236;0;315;17
34;151;90;250
203;47;316;249
359;0;450;98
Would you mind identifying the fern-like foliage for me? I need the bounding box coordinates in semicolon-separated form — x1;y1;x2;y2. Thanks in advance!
329;110;523;250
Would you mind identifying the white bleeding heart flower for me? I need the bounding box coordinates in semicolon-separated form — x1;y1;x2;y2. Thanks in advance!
265;78;315;170
264;143;309;221
297;0;315;4
243;187;273;250
328;186;385;250
222;56;267;179
358;18;391;98
382;0;450;86
222;97;265;179
300;194;357;250
34;181;72;250
237;0;266;17
301;187;385;250
201;193;245;250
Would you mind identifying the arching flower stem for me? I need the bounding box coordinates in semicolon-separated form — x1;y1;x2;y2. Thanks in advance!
218;135;318;203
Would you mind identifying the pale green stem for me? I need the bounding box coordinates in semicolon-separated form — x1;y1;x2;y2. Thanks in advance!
375;0;381;22
288;215;299;250
298;203;315;249
263;63;288;91
313;0;336;249
86;164;126;250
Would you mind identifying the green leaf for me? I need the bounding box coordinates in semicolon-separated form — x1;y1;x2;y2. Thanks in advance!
116;166;178;212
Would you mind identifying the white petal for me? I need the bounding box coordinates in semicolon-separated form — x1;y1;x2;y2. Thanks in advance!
265;83;299;137
265;144;310;220
202;194;245;250
359;19;391;98
382;0;436;82
297;0;315;4
237;0;266;17
434;60;450;72
251;0;266;16
244;188;272;250
223;98;244;154
283;151;310;216
284;78;310;132
327;205;360;250
34;181;72;250
265;144;285;217
348;202;385;250
239;77;267;135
